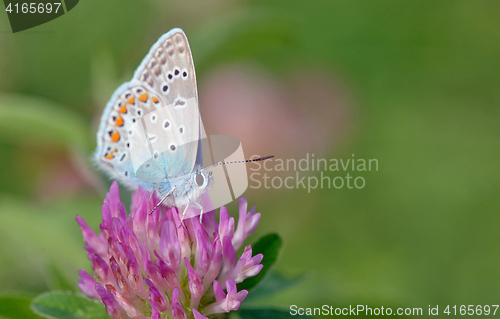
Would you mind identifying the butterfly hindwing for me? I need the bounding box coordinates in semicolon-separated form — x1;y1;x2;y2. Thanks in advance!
95;82;162;190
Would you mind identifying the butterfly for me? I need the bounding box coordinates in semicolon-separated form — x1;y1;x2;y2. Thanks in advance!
94;28;271;221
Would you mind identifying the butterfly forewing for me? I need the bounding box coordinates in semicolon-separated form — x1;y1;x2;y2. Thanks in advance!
133;29;198;107
133;28;202;177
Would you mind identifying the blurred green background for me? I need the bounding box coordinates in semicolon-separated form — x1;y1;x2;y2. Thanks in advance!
1;0;500;317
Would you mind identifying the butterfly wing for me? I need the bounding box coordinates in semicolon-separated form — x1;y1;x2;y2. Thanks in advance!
94;29;202;192
94;83;166;190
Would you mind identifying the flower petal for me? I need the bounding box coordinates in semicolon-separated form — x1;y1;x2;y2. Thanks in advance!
220;236;237;276
95;283;121;319
232;197;260;250
212;280;225;302
185;257;203;309
76;215;107;257
194;230;211;277
192;309;209;319
171;288;187;319
202;236;222;293
78;269;99;300
132;199;148;244
160;221;181;272
203;279;248;315
103;181;121;218
145;278;170;312
218;246;263;284
106;284;146;319
218;206;234;240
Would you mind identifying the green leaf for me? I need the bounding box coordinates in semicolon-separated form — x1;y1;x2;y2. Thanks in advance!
237;233;282;292
0;295;44;319
31;291;108;319
243;271;304;302
0;94;92;152
238;309;315;319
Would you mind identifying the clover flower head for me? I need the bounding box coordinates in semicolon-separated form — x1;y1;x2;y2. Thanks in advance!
77;182;262;319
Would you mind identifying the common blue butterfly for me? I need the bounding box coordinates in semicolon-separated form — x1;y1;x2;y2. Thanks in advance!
94;28;271;221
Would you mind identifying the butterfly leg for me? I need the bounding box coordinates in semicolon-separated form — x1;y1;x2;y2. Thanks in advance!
177;203;190;228
150;183;159;201
193;201;204;224
149;186;176;215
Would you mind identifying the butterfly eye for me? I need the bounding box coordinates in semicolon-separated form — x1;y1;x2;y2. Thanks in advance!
163;120;170;130
195;173;204;187
167;72;174;81
181;68;188;79
173;67;180;78
170;144;176;151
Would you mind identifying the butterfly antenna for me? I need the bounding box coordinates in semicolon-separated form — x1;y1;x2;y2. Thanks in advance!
202;155;274;171
149;186;177;215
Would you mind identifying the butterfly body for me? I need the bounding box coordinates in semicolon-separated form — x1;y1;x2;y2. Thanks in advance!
94;28;212;210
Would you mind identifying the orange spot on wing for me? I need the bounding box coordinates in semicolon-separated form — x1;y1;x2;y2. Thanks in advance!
115;115;124;127
152;96;159;103
104;148;117;159
139;93;148;102
118;105;127;113
111;131;120;142
127;96;135;104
